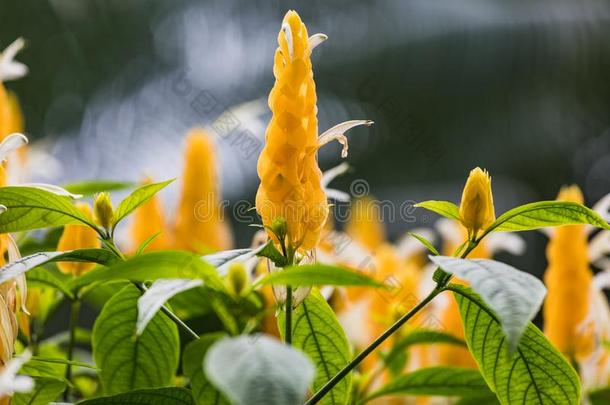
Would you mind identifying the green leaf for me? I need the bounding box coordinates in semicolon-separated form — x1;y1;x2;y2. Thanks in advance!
71;251;221;291
448;284;581;405
406;232;440;255
92;285;180;395
431;256;546;352
112;179;173;228
182;333;229;405
590;387;610;405
484;201;610;234
77;387;195;404
455;394;501;405
13;377;66;405
0;249;118;287
204;334;314;405
256;241;287;267
278;289;351;405
415;200;461;221
383;329;466;372
365;367;493;401
0;186;98;233
258;264;384;288
27;267;73;298
29;356;96;369
63;180;134;196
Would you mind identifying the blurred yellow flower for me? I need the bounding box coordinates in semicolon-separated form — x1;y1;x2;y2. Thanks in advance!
345;197;386;252
544;185;594;360
130;178;171;252
459;167;495;238
57;203;101;276
174;128;232;252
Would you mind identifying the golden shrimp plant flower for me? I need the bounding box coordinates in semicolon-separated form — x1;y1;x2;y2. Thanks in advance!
256;10;371;255
57;203;102;276
459;167;495;239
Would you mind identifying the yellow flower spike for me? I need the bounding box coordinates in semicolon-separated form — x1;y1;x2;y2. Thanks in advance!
57;203;101;276
130;178;171;252
93;192;114;230
256;10;328;253
544;185;594;360
174;128;232;252
345;196;386;252
459;167;495;238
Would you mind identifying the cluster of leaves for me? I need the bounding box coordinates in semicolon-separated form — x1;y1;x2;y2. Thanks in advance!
1;182;609;404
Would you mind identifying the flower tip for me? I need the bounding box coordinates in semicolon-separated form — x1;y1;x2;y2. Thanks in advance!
365;120;374;126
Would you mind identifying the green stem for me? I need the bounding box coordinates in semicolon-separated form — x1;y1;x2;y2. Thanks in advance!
285;286;293;345
63;299;81;401
305;236;482;404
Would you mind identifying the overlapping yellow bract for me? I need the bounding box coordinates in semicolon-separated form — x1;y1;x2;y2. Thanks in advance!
459;167;495;237
544;185;594;360
57;203;101;276
256;11;328;252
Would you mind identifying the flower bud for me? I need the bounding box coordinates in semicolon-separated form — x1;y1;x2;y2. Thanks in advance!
94;192;114;230
458;167;495;237
270;216;288;241
226;263;248;297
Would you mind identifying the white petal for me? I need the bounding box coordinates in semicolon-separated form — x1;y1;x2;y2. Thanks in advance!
0;38;28;82
18;183;82;199
593;271;610;291
281;22;293;60
435;218;463;247
318;120;374;158
321;162;350;187
0;205;6;214
0;133;28;162
484;232;526;256
325;188;351;203
589;230;610;262
308;33;327;50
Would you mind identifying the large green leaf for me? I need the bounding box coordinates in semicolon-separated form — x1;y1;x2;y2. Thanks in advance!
448;284;581;404
258;264;384;288
365;367;493;402
278;289;351;405
112;179;173;228
77;387;195;404
0;186;98;232
63;180;134;196
13;376;66;405
0;249;118;286
414;200;461;221
71;251;221;291
431;256;546;352
92;285;180;394
182;333;229;405
204;334;314;405
484;201;610;234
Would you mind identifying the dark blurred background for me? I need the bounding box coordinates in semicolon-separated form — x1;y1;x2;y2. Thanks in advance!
2;0;610;280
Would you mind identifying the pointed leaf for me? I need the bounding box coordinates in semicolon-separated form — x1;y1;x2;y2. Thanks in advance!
415;200;461;221
92;285;180;394
258;264;384;288
182;333;229;405
485;201;610;234
0;186;98;232
278;289;351;405
204;334;314;405
113;179;173;227
448;284;581;405
431;256;546;352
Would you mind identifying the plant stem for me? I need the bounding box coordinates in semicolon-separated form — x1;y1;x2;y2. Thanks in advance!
63;299;81;401
133;283;200;340
285;286;293;345
304;285;444;405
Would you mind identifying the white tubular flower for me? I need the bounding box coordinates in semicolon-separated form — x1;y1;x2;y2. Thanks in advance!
0;133;27;162
0;350;33;397
317;120;374;158
0;38;28;82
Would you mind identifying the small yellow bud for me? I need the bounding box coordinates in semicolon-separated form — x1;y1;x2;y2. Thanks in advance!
458;167;495;237
226;263;248;297
94;192;114;229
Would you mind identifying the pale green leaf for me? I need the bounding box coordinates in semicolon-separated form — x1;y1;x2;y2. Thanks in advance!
182;333;229;405
415;200;461;221
365;367;492;401
431;256;546;352
448;284;581;405
484;201;610;234
63;180;134;196
258;264;384;288
112;179;173;228
0;186;98;232
279;289;351;405
92;285;180;394
407;232;440;255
